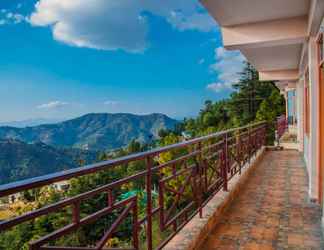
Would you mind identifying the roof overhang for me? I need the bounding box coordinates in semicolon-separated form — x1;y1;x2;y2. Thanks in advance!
200;0;310;26
200;0;324;81
259;70;299;81
275;81;297;93
221;16;308;51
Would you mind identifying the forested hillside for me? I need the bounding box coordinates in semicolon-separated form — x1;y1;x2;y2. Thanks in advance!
0;113;178;150
0;139;98;185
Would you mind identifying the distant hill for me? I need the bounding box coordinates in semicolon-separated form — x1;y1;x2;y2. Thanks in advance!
0;118;63;128
0;139;98;185
0;113;178;150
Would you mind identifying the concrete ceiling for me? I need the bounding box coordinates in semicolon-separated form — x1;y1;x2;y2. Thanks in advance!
201;0;310;26
275;81;297;92
200;0;319;81
241;44;303;71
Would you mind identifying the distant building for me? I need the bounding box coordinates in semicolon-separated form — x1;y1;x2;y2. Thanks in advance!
52;180;70;192
181;131;193;140
8;193;21;204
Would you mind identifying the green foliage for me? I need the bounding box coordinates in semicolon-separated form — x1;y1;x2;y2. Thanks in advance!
173;62;285;137
158;133;184;164
158;133;193;209
229;62;281;126
256;91;285;144
0;222;34;250
0;139;148;249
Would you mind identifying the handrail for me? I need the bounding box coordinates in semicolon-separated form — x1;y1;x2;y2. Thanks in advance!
0;121;266;198
0;120;268;250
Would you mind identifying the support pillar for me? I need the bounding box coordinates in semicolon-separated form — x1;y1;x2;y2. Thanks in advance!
296;79;304;152
308;37;320;201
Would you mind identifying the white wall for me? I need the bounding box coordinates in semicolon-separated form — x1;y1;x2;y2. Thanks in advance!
304;135;309;166
307;36;320;200
296;78;304;152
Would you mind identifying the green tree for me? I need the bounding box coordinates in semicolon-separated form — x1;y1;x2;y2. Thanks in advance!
256;90;285;144
229;62;278;126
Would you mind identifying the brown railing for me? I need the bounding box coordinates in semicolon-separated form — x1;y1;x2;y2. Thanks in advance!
0;121;267;250
276;115;288;139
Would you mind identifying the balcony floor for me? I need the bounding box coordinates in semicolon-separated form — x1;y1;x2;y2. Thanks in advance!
201;150;324;250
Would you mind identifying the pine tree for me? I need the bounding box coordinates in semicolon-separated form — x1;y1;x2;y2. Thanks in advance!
229;62;279;126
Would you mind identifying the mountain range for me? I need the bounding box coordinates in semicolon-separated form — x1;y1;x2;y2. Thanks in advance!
0;113;178;150
0;113;178;185
0;118;63;128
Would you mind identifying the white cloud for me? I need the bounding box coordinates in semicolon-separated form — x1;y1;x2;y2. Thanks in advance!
167;9;216;32
211;47;245;83
6;12;13;19
0;11;26;25
37;101;69;109
207;47;245;93
28;0;217;52
104;100;119;106
29;1;148;53
12;14;25;23
206;82;232;93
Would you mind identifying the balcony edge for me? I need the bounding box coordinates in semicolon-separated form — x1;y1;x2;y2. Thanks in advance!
162;146;267;250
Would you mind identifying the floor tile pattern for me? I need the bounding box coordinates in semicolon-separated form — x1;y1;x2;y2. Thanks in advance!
201;150;324;250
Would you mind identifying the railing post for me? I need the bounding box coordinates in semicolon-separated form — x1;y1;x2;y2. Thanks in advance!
263;123;266;146
258;126;261;149
237;130;242;174
197;142;205;192
146;156;153;250
132;199;139;250
223;133;228;191
72;201;80;225
248;125;251;162
197;142;203;218
196;142;202;218
264;123;267;146
201;141;208;193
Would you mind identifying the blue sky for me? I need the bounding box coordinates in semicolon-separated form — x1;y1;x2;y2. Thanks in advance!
0;0;244;122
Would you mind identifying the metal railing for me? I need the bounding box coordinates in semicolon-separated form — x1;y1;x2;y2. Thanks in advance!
276;115;288;139
0;121;267;250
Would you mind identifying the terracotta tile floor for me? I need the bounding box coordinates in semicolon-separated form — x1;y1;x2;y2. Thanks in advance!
201;150;324;250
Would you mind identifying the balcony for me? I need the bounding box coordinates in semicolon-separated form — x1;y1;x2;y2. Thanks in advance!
0;119;322;250
201;150;323;250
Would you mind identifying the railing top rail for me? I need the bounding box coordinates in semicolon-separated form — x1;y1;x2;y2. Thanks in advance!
277;115;286;121
0;121;266;198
